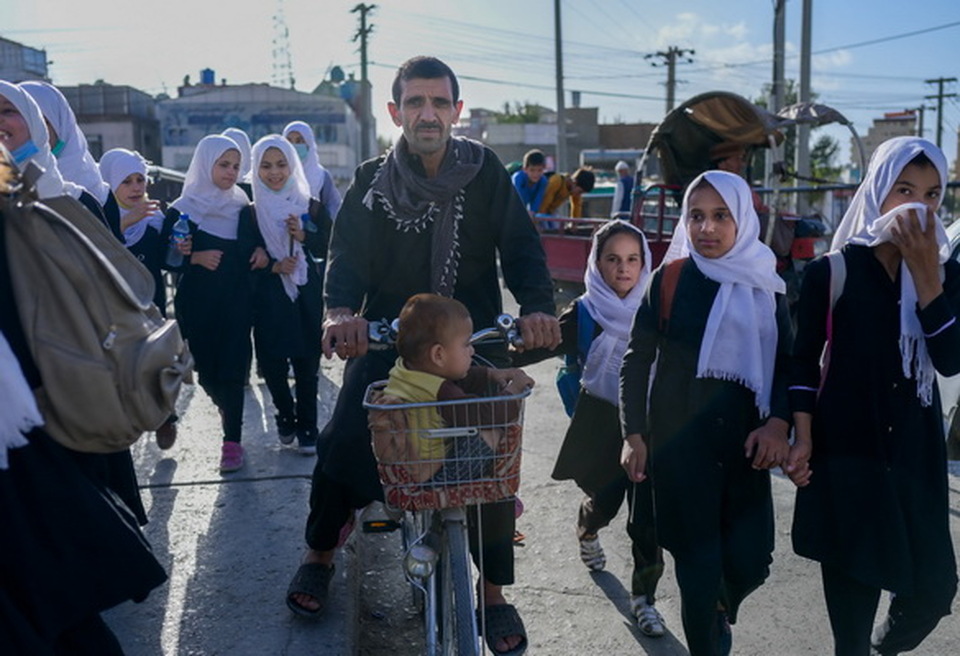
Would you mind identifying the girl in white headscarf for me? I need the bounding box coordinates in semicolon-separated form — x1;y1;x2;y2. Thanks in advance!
283;120;342;219
222;127;253;194
542;220;668;636
249;135;332;454
0;81;119;237
787;137;959;655
620;170;792;656
21;80;111;204
170;134;266;473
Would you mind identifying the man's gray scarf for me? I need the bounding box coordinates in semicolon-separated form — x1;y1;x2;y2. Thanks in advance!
363;136;485;297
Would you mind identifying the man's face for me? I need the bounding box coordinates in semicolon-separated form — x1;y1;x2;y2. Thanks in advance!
388;76;463;157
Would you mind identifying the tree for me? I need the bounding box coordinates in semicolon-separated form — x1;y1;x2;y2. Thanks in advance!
810;134;841;182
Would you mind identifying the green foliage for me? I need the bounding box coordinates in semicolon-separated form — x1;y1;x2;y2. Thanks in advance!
494;101;545;124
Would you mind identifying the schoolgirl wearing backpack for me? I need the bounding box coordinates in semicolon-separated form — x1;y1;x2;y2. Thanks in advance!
549;220;667;637
169;134;268;473
620;171;794;656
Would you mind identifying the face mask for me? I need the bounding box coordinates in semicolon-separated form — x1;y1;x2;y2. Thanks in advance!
293;143;309;160
11;140;39;165
51;139;66;157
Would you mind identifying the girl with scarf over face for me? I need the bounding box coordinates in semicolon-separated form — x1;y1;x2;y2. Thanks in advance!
283;120;342;219
620;170;793;656
100;148;180;449
170;135;267;473
249;135;331;454
0;80;118;238
549;221;668;637
787;137;960;656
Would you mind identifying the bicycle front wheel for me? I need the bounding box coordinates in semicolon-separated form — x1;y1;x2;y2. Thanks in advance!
439;516;479;655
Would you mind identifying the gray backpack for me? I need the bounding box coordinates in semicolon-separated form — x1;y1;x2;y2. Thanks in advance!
1;155;193;453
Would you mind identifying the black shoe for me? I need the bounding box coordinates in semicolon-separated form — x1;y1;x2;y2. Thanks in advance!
276;414;296;445
297;427;318;455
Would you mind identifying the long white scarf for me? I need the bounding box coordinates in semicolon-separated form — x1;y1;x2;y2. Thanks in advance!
171;135;249;240
579;221;651;406
251;135;310;301
831;136;949;406
0;81;81;200
0;332;42;470
99;148;163;247
665;170;785;417
21;81;111;204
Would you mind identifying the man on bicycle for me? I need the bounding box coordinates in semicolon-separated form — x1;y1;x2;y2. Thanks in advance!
285;55;560;656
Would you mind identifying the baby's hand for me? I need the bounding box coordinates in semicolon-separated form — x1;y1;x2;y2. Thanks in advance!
492;368;534;393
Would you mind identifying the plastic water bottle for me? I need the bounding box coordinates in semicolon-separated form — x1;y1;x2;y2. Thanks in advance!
165;214;190;267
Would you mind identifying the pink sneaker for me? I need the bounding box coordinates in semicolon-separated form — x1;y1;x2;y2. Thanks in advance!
219;441;244;473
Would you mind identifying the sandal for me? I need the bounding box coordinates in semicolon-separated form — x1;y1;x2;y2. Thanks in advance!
579;534;606;571
631;595;666;637
478;603;528;656
286;562;334;618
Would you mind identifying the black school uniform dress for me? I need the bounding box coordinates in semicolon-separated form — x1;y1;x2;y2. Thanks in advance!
621;258;792;653
790;246;959;642
170;206;258;441
0;210;166;654
252;199;332;436
81;189;123;241
549;299;664;601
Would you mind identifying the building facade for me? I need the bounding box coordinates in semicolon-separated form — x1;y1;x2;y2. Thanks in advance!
60;83;162;162
854;110;918;165
158;76;362;182
0;36;49;83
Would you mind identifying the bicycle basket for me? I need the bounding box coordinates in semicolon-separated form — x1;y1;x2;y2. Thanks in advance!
363;381;530;511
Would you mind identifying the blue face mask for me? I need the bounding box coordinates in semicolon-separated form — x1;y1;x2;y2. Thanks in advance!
51;139;66;157
11;140;39;165
293;143;309;160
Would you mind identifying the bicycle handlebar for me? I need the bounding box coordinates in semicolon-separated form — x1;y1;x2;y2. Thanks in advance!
365;313;524;350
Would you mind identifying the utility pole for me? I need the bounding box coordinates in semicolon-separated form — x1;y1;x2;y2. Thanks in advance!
644;46;695;115
796;0;813;215
768;0;786;196
904;105;934;137
351;3;376;161
554;0;567;173
925;76;957;149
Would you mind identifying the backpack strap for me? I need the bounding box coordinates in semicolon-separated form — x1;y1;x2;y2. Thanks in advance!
658;258;686;333
820;250;846;391
566;300;595;369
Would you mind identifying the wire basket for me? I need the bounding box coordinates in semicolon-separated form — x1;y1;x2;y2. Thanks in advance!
363;381;530;511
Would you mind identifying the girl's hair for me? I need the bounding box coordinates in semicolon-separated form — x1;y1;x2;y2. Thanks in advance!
594;221;644;263
396;293;471;366
907;151;935;170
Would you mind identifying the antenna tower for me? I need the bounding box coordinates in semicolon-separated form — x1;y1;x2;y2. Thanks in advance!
272;0;295;89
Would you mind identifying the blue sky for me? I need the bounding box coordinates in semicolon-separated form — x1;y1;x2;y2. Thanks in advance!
4;0;959;169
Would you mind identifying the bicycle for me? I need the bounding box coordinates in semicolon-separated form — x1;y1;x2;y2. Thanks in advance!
361;314;530;656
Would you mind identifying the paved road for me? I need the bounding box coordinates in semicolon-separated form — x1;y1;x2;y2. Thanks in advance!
104;325;960;656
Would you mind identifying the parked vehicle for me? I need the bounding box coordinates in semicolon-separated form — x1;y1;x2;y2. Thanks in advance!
537;91;866;304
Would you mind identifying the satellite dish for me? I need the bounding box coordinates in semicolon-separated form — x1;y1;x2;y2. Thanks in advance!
330;66;345;83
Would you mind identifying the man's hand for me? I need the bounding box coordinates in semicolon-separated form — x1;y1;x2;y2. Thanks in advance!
191;249;222;271
621;433;648;483
321;307;368;360
488;367;535;393
744;417;790;470
515;312;561;351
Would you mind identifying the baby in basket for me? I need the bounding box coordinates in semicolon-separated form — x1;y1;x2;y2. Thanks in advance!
374;293;533;484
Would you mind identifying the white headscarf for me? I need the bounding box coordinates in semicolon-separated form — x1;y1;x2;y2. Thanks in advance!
171;135;249;240
250;135;310;301
579;221;652;406
831;136;949;406
21;81;111;204
0;80;81;200
99;148;164;247
282;120;341;218
0;331;42;470
665;170;786;417
222;127;252;182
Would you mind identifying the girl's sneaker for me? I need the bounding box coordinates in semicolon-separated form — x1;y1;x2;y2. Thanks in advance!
276;414;296;445
220;441;244;473
578;534;606;571
631;595;666;638
297;427;318;456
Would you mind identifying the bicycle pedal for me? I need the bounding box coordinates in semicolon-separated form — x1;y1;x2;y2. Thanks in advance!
362;519;402;533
